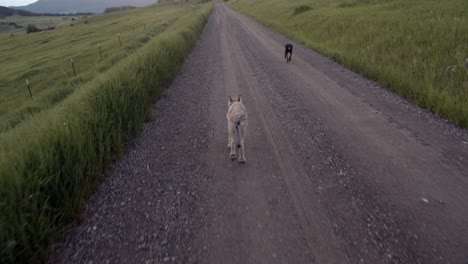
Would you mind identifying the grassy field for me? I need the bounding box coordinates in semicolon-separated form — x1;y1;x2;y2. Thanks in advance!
230;0;468;127
0;1;212;263
0;5;185;133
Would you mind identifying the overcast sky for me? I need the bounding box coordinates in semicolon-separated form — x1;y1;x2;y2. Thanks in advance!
0;0;37;6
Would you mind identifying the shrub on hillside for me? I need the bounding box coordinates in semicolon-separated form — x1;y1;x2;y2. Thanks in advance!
104;6;136;13
338;1;359;8
26;24;40;33
293;5;313;15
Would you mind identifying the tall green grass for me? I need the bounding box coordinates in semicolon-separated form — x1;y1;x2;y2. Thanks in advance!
230;0;468;127
0;2;212;263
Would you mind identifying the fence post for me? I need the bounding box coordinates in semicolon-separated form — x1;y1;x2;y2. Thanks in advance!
98;44;103;60
25;79;33;100
118;33;122;47
70;58;76;77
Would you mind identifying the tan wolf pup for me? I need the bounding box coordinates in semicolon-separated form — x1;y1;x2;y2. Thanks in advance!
227;96;248;163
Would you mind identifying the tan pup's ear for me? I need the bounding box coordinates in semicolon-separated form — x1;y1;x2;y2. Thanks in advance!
228;96;234;104
238;95;242;103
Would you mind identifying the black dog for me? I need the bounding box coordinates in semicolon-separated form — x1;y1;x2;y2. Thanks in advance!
284;44;293;63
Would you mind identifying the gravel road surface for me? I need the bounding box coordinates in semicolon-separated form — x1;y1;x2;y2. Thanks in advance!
51;4;468;264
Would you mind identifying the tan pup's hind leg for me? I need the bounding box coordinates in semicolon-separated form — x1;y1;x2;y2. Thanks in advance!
238;141;246;163
238;126;246;163
228;123;236;160
227;122;232;150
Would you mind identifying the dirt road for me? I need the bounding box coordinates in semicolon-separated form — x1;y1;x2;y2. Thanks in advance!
51;4;468;264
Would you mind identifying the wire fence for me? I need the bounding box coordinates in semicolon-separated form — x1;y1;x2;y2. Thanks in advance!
7;19;170;100
0;18;176;133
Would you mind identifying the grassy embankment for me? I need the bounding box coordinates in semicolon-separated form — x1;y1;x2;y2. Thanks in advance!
0;1;212;263
230;0;468;127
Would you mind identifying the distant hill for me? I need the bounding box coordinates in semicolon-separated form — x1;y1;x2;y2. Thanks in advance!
12;0;159;14
0;5;35;16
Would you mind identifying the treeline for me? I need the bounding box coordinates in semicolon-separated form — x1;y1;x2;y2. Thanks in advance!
0;21;22;28
104;6;136;13
0;6;93;18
